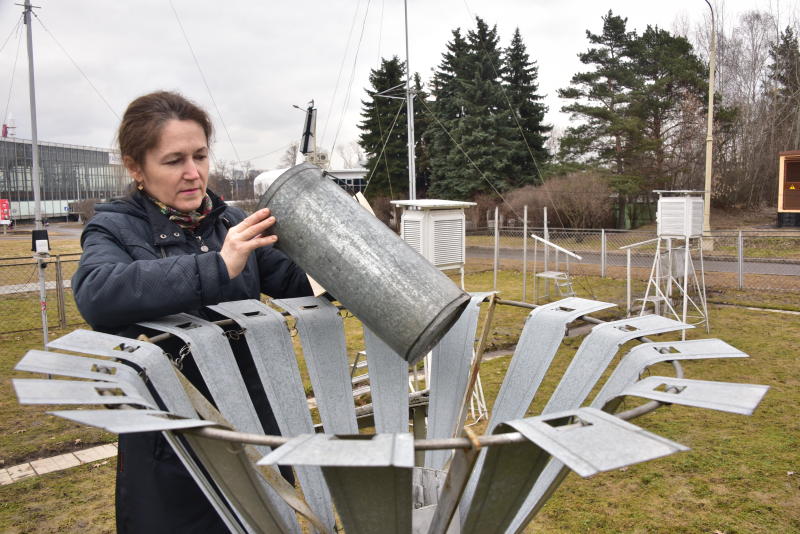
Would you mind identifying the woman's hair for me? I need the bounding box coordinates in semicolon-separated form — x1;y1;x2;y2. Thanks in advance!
118;91;213;166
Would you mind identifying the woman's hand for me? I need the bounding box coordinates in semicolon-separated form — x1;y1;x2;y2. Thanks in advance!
220;208;278;279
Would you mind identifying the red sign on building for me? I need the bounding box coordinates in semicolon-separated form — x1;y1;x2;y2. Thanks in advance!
0;199;10;224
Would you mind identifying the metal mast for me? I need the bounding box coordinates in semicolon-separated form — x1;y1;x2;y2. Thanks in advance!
702;0;716;236
24;0;49;346
404;0;416;200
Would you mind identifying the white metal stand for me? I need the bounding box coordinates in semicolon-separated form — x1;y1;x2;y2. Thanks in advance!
639;191;710;338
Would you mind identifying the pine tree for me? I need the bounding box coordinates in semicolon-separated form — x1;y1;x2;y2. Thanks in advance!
628;25;707;189
558;11;645;227
502;27;550;185
558;10;638;177
358;56;409;200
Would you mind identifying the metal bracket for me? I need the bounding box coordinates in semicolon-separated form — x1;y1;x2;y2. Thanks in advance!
261;433;415;534
208;299;336;533
619;376;769;415
272;296;359;435
465;408;687;534
426;292;493;470
592;338;748;412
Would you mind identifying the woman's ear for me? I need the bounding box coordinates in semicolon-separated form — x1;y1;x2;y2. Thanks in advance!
123;155;142;182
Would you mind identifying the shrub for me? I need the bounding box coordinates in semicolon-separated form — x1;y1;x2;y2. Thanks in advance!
501;171;614;228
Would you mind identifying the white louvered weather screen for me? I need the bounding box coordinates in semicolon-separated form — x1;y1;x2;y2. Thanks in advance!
433;218;463;266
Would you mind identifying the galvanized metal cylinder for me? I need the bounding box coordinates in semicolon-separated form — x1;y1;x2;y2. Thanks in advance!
257;163;470;364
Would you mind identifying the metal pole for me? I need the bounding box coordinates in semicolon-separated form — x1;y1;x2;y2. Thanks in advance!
533;237;538;303
55;255;66;328
681;236;690;341
522;205;528;302
702;0;716;237
493;206;499;291
24;0;48;346
403;0;416;200
626;249;632;316
737;230;744;289
601;228;606;278
543;207;549;297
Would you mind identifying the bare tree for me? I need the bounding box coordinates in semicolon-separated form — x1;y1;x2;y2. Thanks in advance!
336;141;366;168
208;160;233;199
279;142;299;168
689;6;799;209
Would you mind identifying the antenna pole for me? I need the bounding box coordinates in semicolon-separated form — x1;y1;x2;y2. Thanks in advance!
24;0;42;232
702;0;716;236
24;0;49;347
404;0;416;200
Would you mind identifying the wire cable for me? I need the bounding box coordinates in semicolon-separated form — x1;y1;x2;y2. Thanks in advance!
329;0;372;159
372;93;396;198
241;143;296;165
417;96;520;218
32;13;119;120
2;18;23;127
169;0;241;163
321;0;363;147
459;0;571;229
363;98;405;194
0;14;22;56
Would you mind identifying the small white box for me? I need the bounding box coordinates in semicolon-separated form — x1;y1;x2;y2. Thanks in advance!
657;197;704;237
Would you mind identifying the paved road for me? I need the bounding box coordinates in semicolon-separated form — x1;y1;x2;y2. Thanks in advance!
0;279;71;295
467;247;800;276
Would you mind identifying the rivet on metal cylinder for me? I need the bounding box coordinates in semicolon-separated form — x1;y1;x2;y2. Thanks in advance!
257;162;471;364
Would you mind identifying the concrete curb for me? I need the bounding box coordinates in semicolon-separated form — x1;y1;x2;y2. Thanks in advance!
1;443;117;486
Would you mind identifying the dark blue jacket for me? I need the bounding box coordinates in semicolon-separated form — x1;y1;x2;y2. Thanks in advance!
73;190;312;332
73;190;312;533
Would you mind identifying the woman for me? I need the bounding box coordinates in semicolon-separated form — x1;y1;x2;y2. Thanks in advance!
72;91;312;533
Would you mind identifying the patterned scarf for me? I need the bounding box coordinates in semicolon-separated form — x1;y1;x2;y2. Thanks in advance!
145;193;213;231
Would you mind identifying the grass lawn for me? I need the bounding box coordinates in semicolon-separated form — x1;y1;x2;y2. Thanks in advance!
1;260;798;532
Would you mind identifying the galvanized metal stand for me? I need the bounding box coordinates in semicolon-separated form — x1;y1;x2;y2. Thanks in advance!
13;296;767;534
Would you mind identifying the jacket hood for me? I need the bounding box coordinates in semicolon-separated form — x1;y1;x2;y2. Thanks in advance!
94;194;150;220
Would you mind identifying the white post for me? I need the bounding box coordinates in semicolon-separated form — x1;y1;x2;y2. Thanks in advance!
493;206;499;291
522;205;528;301
681;236;691;341
532;237;538;303
543;206;549;297
626;249;632;316
601;228;606;278
737;230;744;289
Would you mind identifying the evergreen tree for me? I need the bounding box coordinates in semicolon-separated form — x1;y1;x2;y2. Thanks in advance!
412;72;433;196
358;56;409;200
428;18;516;199
502;27;551;185
427;28;470;199
628;25;707;189
558;10;638;179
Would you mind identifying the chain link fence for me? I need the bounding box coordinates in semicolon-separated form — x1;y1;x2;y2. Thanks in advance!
0;254;83;334
2;227;799;334
468;225;800;299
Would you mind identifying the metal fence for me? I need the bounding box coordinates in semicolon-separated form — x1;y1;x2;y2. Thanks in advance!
468;226;800;297
3;228;799;335
0;254;82;334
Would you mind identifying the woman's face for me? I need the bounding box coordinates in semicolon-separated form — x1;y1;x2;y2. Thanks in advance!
127;119;209;212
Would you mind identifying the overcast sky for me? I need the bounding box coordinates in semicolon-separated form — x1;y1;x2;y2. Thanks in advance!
1;0;797;171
